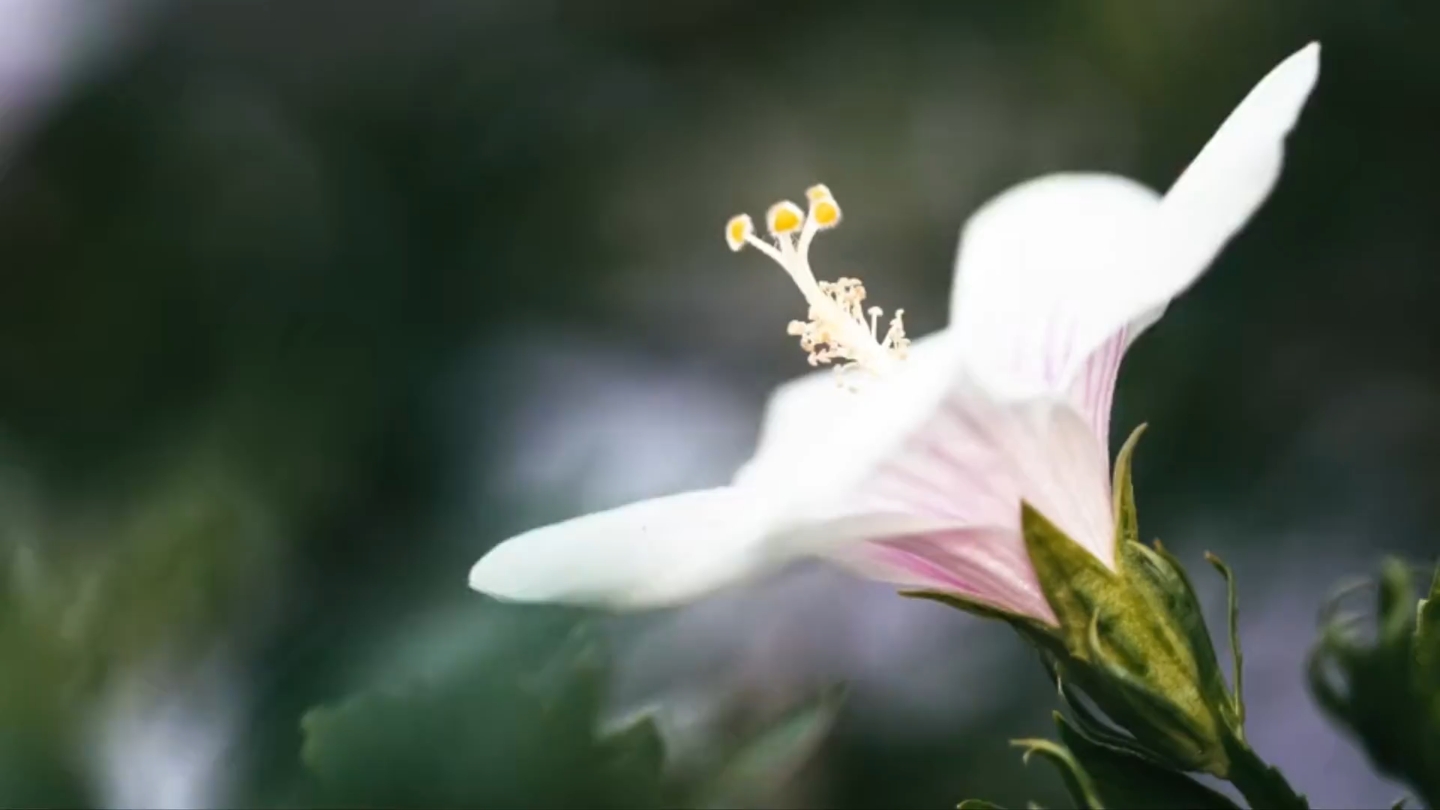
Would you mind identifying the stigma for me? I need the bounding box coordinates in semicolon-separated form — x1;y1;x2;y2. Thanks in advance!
726;184;909;385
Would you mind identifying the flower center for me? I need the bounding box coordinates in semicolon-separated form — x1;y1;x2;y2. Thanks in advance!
726;184;910;385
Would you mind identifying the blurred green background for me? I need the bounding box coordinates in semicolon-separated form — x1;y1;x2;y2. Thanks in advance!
0;0;1435;807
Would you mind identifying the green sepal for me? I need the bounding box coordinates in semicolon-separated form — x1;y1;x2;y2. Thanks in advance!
1021;503;1120;658
1054;712;1241;809
1011;736;1105;810
901;589;1064;657
1111;423;1147;550
1022;502;1228;776
1055;679;1170;766
1117;540;1235;738
1205;552;1247;732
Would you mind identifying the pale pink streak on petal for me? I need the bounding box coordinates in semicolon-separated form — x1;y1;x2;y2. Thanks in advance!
1066;325;1128;451
898;383;1112;558
836;528;1056;624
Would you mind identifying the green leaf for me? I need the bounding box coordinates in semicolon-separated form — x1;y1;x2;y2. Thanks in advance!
692;686;845;809
300;615;666;809
1054;713;1240;809
957;800;1006;809
1309;559;1440;809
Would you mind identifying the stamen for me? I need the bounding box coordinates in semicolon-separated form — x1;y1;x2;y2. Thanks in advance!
766;201;804;239
726;214;753;252
723;184;908;385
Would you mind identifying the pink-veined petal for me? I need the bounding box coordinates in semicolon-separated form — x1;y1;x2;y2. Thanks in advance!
831;527;1057;624
1058;42;1320;387
856;383;1116;565
948;173;1163;403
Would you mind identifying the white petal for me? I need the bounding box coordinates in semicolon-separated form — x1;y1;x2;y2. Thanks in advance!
734;329;958;493
469;487;781;610
1059;42;1320;386
948;173;1163;402
854;386;1116;565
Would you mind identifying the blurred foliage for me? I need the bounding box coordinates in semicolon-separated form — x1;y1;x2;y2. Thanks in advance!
297;617;668;809
1310;559;1440;809
0;0;1437;807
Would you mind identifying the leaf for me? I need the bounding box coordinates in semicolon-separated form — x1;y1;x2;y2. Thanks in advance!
692;686;845;809
1309;559;1440;809
957;800;1007;809
300;614;666;809
1054;713;1240;809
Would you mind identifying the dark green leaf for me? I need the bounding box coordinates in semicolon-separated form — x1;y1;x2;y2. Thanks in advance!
300;614;665;809
1309;559;1440;809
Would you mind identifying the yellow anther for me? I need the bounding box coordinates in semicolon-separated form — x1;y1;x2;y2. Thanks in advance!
726;184;907;385
810;198;841;229
726;214;753;252
766;201;804;237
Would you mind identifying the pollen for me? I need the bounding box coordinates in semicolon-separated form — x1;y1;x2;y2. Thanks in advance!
724;183;908;385
810;198;841;229
726;214;753;252
766;201;804;236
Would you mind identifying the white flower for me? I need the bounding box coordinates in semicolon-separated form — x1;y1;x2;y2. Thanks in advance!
469;43;1321;623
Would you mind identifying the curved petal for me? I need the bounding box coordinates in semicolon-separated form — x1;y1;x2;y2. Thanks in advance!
854;387;1116;565
948;173;1163;403
733;329;957;493
469;487;782;610
831;527;1057;623
1059;42;1320;386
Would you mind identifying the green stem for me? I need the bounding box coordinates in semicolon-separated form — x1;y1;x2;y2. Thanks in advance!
1225;740;1308;810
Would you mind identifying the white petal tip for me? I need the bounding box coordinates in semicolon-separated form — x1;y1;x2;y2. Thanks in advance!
463;487;779;612
1283;40;1321;86
1261;42;1323;129
467;544;543;603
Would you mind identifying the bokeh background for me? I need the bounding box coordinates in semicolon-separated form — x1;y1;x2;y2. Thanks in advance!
0;0;1436;807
